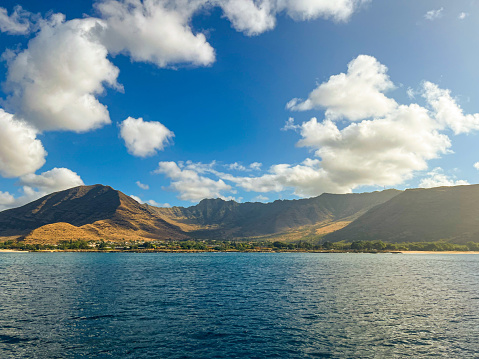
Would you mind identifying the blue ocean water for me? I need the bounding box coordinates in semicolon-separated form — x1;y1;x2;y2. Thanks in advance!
1;252;478;358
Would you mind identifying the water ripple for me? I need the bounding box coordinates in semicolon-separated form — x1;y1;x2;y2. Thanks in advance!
0;252;479;358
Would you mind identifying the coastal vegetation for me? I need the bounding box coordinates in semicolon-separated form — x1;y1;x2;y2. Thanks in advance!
2;239;479;253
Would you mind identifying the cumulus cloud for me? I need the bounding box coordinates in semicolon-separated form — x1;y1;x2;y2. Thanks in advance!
3;15;120;132
136;181;149;190
458;12;468;20
418;167;468;188
281;0;368;22
422;81;479;135
295;106;450;190
129;194;143;203
130;194;170;207
96;0;215;67
0;191;16;210
287;55;397;121
218;0;367;35
424;7;443;21
0;167;84;211
0;6;36;35
155;161;233;202
219;0;276;36
19;167;84;193
0;109;46;178
147;199;170;207
120;117;174;157
252;194;269;202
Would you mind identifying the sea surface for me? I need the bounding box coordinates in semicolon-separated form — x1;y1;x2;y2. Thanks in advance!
1;252;479;358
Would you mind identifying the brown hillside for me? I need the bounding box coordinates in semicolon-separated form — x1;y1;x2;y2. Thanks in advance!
0;184;187;242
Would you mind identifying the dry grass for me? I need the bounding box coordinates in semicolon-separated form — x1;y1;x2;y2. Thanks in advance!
315;221;351;235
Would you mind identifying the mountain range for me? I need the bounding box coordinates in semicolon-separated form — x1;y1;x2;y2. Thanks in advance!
0;183;478;244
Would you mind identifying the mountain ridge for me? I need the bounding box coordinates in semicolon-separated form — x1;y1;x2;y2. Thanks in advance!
4;183;479;245
0;184;400;243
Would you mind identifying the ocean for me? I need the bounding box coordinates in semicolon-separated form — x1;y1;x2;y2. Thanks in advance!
1;252;478;358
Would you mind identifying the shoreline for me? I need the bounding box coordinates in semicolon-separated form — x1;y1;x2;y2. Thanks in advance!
2;249;479;254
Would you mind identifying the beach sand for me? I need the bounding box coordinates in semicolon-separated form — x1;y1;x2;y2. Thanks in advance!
398;251;479;254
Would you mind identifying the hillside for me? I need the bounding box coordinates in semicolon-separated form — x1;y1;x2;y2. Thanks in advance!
0;184;187;243
326;185;479;243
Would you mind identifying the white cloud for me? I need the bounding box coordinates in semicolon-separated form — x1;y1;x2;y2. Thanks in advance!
3;15;121;132
281;0;368;22
130;193;170;208
19;167;84;193
424;7;443;21
422;81;479;135
136;181;149;190
0;191;16;210
252;194;269;202
155;161;233;202
406;87;415;99
147;199;170;207
0;167;84;211
130;194;142;203
180;160;216;174
218;0;367;36
120;117;174;157
96;0;215;67
0;109;46;178
458;12;468;20
0;6;36;35
295;106;450;190
223;162;262;171
281;117;298;131
287;55;397;121
418;167;468;188
474;162;479;170
219;0;276;36
226;162;248;171
250;162;262;170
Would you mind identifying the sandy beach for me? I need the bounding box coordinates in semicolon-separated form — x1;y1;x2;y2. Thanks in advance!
0;249;29;253
398;251;479;254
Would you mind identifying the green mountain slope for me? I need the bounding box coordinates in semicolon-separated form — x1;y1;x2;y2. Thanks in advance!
154;189;401;239
326;185;479;243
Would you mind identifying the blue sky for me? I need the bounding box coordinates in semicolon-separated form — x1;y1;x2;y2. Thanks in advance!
1;0;479;210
